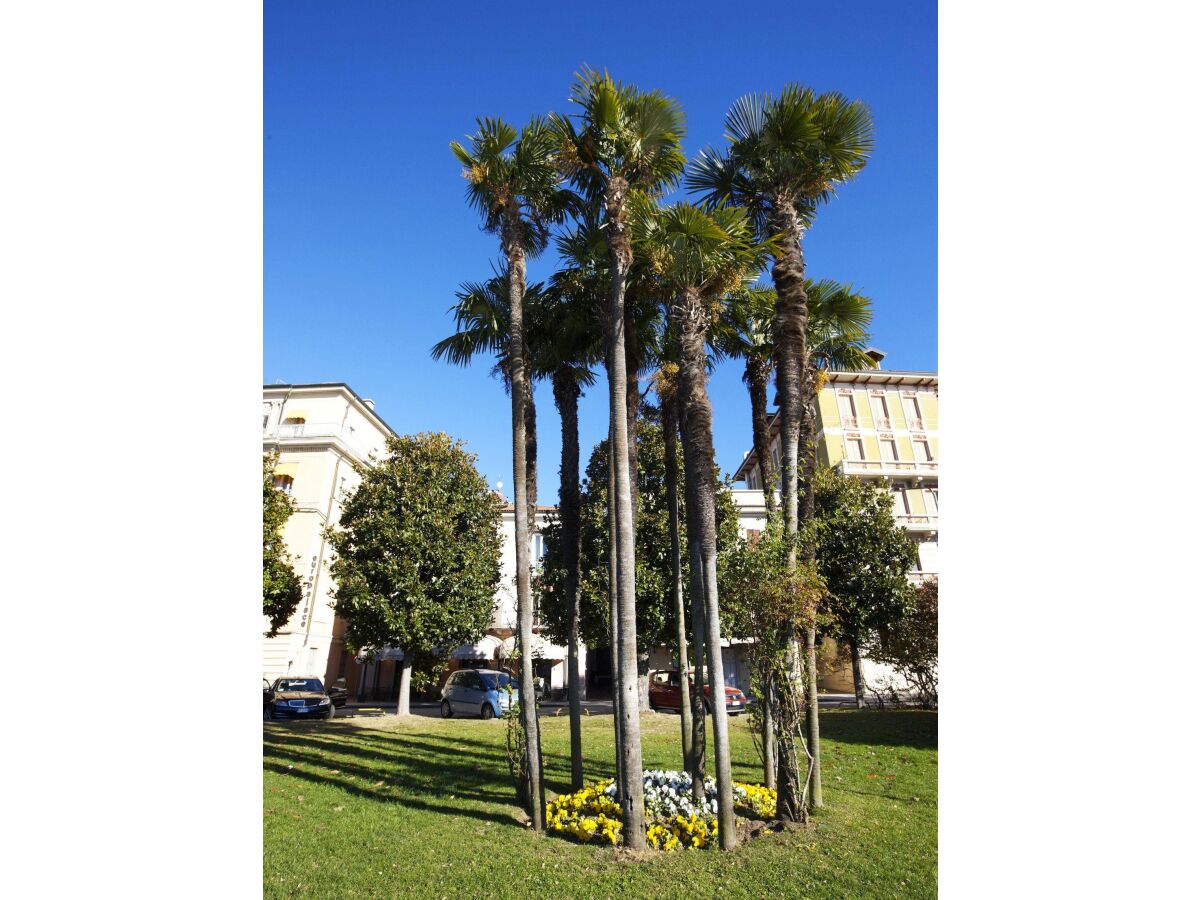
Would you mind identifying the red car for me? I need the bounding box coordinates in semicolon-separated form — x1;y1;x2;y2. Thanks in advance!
648;669;749;715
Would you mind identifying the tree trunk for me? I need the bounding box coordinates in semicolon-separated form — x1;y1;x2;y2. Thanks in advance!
552;365;585;790
675;286;736;850
525;389;538;537
805;626;822;806
603;178;646;849
607;422;624;796
680;390;707;802
746;354;777;514
761;667;776;789
395;655;412;716
769;205;819;817
662;379;694;773
849;635;866;710
504;224;544;831
800;360;822;808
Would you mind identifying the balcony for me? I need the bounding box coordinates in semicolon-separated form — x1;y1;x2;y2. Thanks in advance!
264;421;382;462
840;458;937;479
895;513;938;533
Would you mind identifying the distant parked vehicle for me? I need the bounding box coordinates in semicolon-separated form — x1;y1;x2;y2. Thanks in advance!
648;669;749;715
326;678;349;708
263;678;272;714
265;677;335;721
440;669;517;720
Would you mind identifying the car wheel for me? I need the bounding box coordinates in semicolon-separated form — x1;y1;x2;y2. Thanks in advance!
263;706;270;721
324;704;335;720
481;703;495;721
440;700;454;719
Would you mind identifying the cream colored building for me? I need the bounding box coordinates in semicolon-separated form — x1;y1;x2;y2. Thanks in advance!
262;383;395;685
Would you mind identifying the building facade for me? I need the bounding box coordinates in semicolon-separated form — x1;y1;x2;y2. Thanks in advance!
731;368;939;693
262;383;396;686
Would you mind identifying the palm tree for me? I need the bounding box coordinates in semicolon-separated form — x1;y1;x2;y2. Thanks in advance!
632;197;770;850
537;263;604;792
716;285;779;515
553;68;686;850
689;85;873;815
431;270;545;535
450;116;575;831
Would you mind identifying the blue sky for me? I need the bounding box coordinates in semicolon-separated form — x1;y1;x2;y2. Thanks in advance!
265;0;937;500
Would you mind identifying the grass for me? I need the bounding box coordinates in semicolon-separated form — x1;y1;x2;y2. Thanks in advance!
264;708;936;898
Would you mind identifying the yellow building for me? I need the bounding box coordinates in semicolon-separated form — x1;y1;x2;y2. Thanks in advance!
732;368;938;694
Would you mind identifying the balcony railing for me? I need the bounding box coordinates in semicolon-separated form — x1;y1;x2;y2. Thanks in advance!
265;421;382;461
841;458;938;477
840;415;858;428
895;513;938;530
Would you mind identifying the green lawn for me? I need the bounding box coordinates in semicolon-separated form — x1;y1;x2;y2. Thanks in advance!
264;708;936;898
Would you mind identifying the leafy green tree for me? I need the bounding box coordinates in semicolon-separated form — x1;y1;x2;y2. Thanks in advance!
450;116;575;830
263;451;303;637
689;86;874;812
553;69;687;847
813;467;918;707
326;434;503;720
871;577;938;708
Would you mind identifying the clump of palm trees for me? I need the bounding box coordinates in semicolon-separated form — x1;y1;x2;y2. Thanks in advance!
441;68;875;850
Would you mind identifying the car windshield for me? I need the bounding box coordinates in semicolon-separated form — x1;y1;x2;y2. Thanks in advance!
275;678;323;692
480;673;515;691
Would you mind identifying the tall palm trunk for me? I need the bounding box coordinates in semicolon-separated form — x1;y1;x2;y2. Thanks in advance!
661;376;694;774
769;205;820;816
799;361;822;805
624;297;651;713
680;390;707;803
603;177;646;849
553;365;585;789
607;418;624;799
525;392;538;536
503;217;544;831
745;353;777;514
675;286;736;850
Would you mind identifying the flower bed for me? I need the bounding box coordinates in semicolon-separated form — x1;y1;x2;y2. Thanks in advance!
545;771;777;851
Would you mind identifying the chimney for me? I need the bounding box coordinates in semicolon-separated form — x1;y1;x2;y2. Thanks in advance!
866;348;886;367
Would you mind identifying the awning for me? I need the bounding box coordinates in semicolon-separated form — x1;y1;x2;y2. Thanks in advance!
282;409;308;421
272;462;299;478
451;635;505;660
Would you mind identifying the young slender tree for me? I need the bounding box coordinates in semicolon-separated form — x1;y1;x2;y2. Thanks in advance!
450;116;575;830
553;69;686;849
263;451;303;637
631;198;770;849
689;85;874;812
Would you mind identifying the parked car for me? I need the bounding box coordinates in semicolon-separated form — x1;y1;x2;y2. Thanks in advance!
265;677;335;720
648;669;750;715
441;668;517;720
326;678;349;708
263;678;271;713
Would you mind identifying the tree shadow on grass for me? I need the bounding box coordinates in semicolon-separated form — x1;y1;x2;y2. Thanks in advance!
817;709;938;750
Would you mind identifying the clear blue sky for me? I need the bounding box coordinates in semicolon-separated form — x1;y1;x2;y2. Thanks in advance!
265;0;937;501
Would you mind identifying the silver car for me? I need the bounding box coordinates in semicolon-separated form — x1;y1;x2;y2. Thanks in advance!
440;668;517;720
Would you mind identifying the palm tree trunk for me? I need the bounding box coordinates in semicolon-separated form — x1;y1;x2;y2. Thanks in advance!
661;377;694;773
607;420;624;799
552;365;585;790
603;178;646;849
745;354;777;514
525;389;538;536
769;206;817;819
679;389;707;802
675;286;736;850
800;363;822;807
624;297;651;714
761;666;776;789
504;226;544;831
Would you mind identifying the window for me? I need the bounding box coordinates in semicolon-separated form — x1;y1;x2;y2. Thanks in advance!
532;533;546;563
272;474;294;495
914;437;934;462
770;444;780;471
905;395;924;429
923;487;938;514
879;435;898;462
747;470;758;491
845;436;865;461
891;481;910;516
837;391;858;426
870;393;890;428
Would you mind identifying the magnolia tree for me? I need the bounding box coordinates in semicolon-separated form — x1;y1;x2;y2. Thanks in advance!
812;467;918;707
326;433;503;716
263;451;303;637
